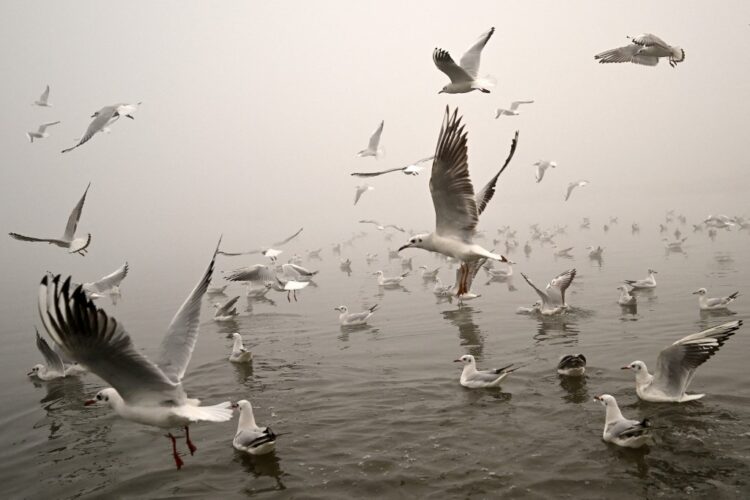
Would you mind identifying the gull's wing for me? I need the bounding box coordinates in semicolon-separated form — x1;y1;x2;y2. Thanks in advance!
459;27;495;79
35;328;64;374
433;49;473;84
215;295;240;316
535;163;545;183
509;100;534;111
412;155;435;165
344;311;372;323
475;131;519;216
350;167;404;177
520;272;550;306
653;321;742;397
565;183;576;201
225;264;275;284
235;427;276;448
359;219;380;226
467;365;512;383
630;33;670;48
354;186;366;205
595;44;659;66
37;121;61;133
38;275;180;404
460;257;488;291
367;121;384;151
9;232;61;244
39;85;50;103
62;183;90;242
154;240;219;383
384;224;405;232
282;263;316;278
430;107;478;240
547;269;576;305
83;262;129;294
62;106;118;153
272;227;304;247
609;418;650;439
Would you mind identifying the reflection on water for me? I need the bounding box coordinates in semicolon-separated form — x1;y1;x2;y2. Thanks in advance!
442;306;483;357
235;450;287;492
558;374;589;404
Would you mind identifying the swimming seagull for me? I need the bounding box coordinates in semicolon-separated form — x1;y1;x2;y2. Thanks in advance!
565;180;589;201
9;183;92;256
621;320;743;402
37;240;233;469
354;184;374;205
534;160;557;183
217;227;303;257
334;304;378;326
557;354;586;376
595;34;685;67
692;288;739;310
61;104;136;153
350;155;434;177
433;28;496;94
229;333;252;363
454;354;516;388
27;121;61;143
356;120;385;159
232;400;277;456
397;107;517;295
34;85;52;107
373;270;409;287
594;395;653;448
617;285;637;306
495;100;534;118
214;296;240;322
28;328;86;380
520;269;576;315
624;269;657;289
81;262;129;300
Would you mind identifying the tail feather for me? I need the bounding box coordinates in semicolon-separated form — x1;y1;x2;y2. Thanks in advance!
368;304;379;313
728;292;739;301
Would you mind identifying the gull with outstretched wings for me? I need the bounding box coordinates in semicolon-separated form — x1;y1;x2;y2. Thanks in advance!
434;28;496;94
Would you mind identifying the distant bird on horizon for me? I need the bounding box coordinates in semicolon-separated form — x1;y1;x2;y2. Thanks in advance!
433;27;495;94
27;121;60;143
595;34;685;67
495;100;534;118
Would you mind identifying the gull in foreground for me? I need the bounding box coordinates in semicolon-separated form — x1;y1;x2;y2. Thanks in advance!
448;258;486;302
693;288;739;310
455;354;516;388
334;304;378;326
350;155;434;177
354;184;374;205
594;395;653;448
9;182;92;256
214;296;240;322
622;320;743;402
624;269;657;289
495;100;534;118
29;328;86;380
229;333;252;363
373;270;409;287
38;241;233;469
534;160;557;183
217;227;303;258
81;262;128;302
27;121;61;143
520;269;577;315
356;120;384;159
557;354;586;376
617;285;637;306
398;107;517;295
34;85;52;107
359;220;405;232
61;103;137;153
433;27;495;94
565;180;589;201
595;34;685;67
232;400;277;456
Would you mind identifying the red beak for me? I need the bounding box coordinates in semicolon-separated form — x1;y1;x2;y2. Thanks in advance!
84;399;97;406
620;366;630;370
453;359;462;363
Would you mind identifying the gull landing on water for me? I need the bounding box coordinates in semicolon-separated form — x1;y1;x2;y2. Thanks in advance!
520;269;576;315
433;27;496;94
397;107;518;296
356;120;384;159
29;328;86;380
594;395;653;449
495;100;534;118
27;121;61;143
595;34;685;67
9;183;92;256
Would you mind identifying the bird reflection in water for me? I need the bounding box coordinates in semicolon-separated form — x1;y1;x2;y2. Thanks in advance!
235;449;287;492
442;305;483;358
558;373;589;404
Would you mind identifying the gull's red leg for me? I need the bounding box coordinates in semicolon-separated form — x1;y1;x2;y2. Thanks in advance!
166;432;184;469
184;426;197;455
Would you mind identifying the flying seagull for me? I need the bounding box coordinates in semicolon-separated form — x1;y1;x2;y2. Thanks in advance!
356;120;384;159
565;180;589;201
520;269;576;315
34;85;52;107
61;103;138;153
534;160;557;183
9;183;92;255
81;262;129;301
27;121;61;143
354;184;374;205
350;155;434;178
595;34;685;67
434;28;495;94
217;227;304;257
398;107;517;295
495;100;534;118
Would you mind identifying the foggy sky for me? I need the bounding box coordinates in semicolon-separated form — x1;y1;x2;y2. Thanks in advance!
1;0;749;306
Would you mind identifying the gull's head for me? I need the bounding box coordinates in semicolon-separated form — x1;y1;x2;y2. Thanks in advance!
334;305;348;313
232;332;242;340
85;388;117;407
693;288;707;296
621;361;646;373
27;364;44;377
398;233;429;252
648;269;658;275
231;399;252;412
454;354;475;364
438;86;448;94
593;394;615;407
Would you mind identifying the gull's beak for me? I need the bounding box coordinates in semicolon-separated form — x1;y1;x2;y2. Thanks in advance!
398;244;411;252
692;291;701;295
26;371;34;376
230;402;239;409
453;359;462;363
438;90;444;94
620;366;631;370
593;395;602;402
84;399;97;406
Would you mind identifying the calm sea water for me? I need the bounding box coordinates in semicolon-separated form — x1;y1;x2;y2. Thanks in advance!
1;222;749;499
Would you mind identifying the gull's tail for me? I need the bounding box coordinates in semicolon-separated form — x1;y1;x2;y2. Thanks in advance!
175;401;234;423
473;74;497;93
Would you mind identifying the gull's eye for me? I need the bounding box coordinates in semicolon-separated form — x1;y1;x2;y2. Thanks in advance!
418;238;422;243
96;394;102;400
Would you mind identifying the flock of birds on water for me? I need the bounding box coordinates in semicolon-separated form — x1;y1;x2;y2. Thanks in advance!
15;26;748;470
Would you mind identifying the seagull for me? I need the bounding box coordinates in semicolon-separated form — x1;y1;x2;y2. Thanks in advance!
595;34;685;67
350;155;435;178
356;120;384;159
34;85;52;107
516;301;542;315
373;270;408;287
433;277;452;297
81;262;129;300
663;237;687;251
9;183;92;256
419;266;440;281
207;284;228;295
228;333;252;363
225;264;309;302
433;27;495;94
534;160;557;183
693;288;739;310
565;180;589;201
354;185;374;205
271;275;309;302
622;320;743;402
37;241;233;469
359;220;405;232
334;304;378;326
27;121;61;143
495;100;534;118
397;107;517;295
617;285;637;306
448;258;486;302
28;328;86;380
217;227;303;257
281;263;318;282
520;269;576;315
214;296;240;322
587;246;604;259
61;103;136;153
557;354;586;376
454;354;516;388
485;262;513;281
624;269;657;289
232;400;277;456
553;246;574;258
593;395;653;448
